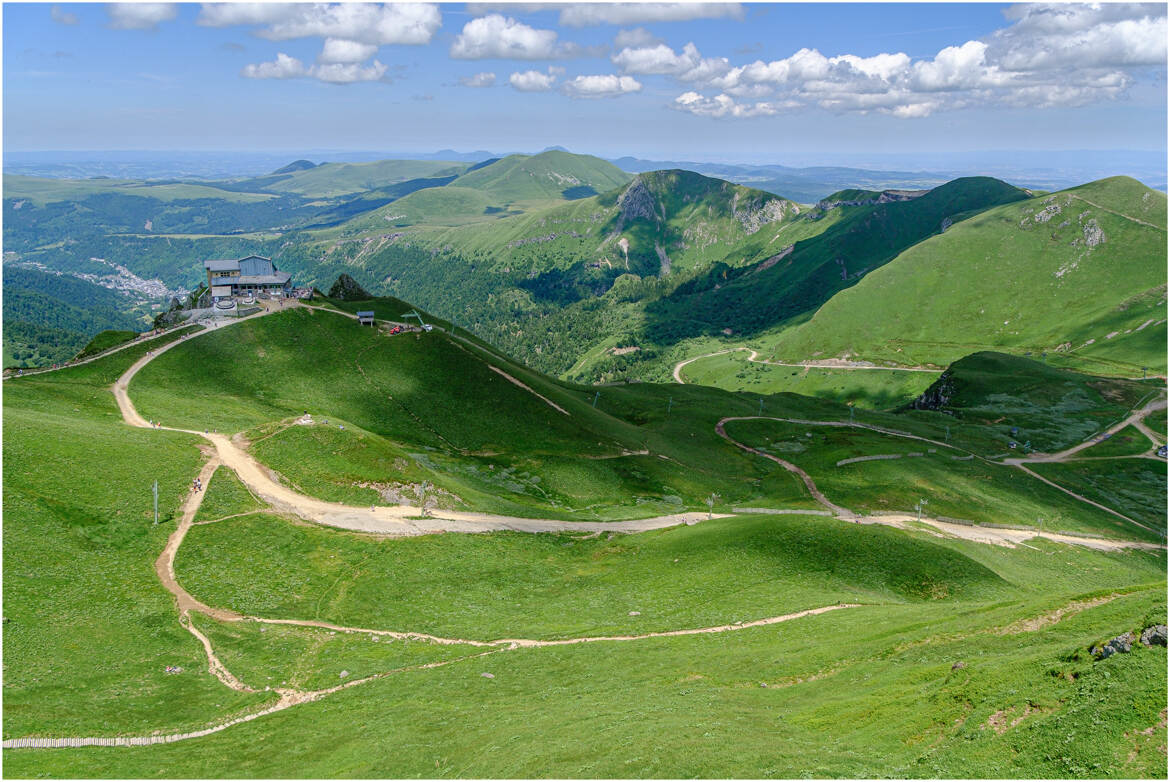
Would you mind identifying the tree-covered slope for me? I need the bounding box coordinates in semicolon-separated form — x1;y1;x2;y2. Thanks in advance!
762;177;1167;375
2;267;147;367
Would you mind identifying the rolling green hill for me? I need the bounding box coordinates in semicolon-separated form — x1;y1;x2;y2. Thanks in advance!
445;149;632;205
760;177;1167;376
4;302;1165;777
228;159;470;198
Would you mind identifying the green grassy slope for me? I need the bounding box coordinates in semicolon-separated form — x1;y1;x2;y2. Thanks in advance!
314;169;823;380
678;351;940;409
129;308;813;519
724;417;1163;542
446;149;631;204
177;512;1011;638
763;177;1167;375
2;175;276;205
642;176;1029;344
5;304;1167;777
3;327;269;738
346;186;504;229
904;351;1155;452
234;159;470;198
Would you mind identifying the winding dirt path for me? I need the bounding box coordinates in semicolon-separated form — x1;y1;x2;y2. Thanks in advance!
9;302;1161;751
112;325;724;536
714;415;1164;551
673;347;941;384
1068;194;1167;232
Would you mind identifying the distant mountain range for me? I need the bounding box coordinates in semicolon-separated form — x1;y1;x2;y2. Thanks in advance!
5;148;1164;201
4;149;1165;381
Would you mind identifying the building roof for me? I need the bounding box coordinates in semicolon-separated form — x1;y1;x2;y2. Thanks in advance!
204;259;240;272
356;311;375;317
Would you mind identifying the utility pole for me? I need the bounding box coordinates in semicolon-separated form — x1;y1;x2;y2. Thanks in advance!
667;395;673;415
758;398;764;416
592;391;600;408
945;425;950;442
152;480;159;526
915;498;928;523
849;403;855;425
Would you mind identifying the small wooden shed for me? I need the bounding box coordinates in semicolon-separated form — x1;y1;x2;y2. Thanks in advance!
356;311;375;326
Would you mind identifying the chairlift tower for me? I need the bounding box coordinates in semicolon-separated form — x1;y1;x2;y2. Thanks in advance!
402;310;426;328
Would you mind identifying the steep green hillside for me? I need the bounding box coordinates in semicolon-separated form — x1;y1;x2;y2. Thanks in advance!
312;169;819;379
446;149;631;205
3;266;148;367
762;177;1167;376
642;176;1029;344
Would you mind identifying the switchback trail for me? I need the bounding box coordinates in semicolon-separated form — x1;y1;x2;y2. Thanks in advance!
715;415;1164;552
3;448;859;749
8;299;1162;752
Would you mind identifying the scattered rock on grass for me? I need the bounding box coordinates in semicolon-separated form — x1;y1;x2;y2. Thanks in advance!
629;611;641;616
339;670;349;678
1093;631;1136;659
1140;625;1167;647
951;661;966;670
481;672;494;679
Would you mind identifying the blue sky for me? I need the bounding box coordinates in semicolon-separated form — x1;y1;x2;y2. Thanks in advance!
3;2;1166;163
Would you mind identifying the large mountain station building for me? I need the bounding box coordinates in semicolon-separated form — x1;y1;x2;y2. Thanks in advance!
203;255;292;299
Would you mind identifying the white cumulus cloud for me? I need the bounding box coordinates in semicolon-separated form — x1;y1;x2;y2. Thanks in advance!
240;52;306;79
612;42;700;75
241;52;387;83
672;91;786;118
989;2;1167;71
199;3;441;46
561;74;643;98
460;71;497;88
451;14;572;60
318;38;378;64
668;2;1166;121
509;68;558;92
106;3;178;30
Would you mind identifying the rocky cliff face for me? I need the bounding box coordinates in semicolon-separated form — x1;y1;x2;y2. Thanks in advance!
815;189;929;211
733;193;800;234
617;177;659;223
904;370;956;412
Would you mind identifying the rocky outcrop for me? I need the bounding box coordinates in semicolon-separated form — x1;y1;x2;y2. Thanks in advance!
617;177;658;223
815;189;928;211
1082;218;1105;247
904;370;955;412
1140;624;1167;647
327;273;370;301
734;196;799;234
1091;626;1168;658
